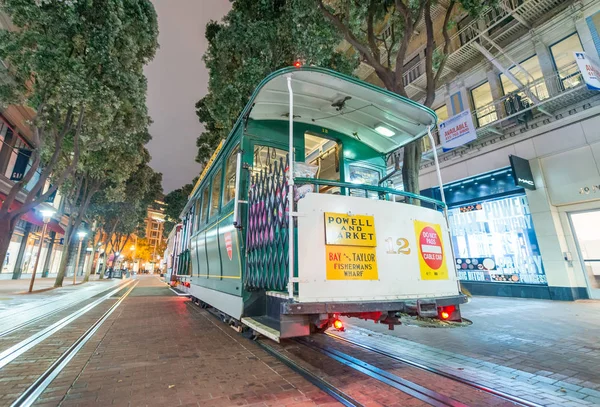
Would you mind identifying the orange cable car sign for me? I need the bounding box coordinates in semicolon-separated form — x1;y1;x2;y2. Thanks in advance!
324;212;378;280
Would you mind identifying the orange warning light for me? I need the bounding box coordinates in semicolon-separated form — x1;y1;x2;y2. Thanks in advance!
333;319;344;330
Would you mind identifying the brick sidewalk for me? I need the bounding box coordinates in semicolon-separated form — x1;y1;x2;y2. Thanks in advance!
345;296;600;406
36;276;338;407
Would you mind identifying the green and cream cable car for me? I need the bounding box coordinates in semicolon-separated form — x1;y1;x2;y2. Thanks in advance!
175;66;465;341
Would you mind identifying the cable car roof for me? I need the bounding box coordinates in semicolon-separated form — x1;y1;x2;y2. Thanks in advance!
247;66;437;154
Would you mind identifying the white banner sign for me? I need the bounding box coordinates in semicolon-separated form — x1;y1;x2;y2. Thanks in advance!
574;51;600;91
438;110;477;151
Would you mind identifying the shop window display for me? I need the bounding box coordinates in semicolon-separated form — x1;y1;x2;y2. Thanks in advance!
448;195;546;284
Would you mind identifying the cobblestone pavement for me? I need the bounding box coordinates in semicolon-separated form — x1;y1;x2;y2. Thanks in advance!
344;296;600;406
32;276;338;407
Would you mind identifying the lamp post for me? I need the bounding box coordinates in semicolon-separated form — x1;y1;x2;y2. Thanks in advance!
73;231;87;285
29;209;56;293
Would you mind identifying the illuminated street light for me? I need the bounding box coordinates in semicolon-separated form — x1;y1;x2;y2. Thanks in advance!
73;231;87;285
29;209;56;293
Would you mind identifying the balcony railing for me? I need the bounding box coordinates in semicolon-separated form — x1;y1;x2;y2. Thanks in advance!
471;62;584;132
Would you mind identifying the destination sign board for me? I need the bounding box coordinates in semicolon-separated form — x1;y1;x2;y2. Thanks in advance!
325;245;378;280
324;212;376;247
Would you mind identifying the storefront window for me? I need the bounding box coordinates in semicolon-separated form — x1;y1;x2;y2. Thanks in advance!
449;195;546;284
2;233;23;275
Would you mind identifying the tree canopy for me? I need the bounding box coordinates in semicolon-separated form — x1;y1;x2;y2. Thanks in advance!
315;0;493;193
0;0;160;282
195;0;358;164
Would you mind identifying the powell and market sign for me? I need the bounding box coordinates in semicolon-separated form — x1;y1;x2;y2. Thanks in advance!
509;155;536;190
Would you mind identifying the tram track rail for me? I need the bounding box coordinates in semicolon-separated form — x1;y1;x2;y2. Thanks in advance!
325;331;544;407
0;280;132;338
9;280;138;407
295;337;468;407
0;279;133;369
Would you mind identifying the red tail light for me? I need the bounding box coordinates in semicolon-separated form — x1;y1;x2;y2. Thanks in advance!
333;319;344;330
440;311;450;320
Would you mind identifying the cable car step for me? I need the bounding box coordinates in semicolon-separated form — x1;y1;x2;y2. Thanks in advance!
241;317;281;342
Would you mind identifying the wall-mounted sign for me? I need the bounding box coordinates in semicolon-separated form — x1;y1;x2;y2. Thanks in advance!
574;51;600;91
324;213;376;246
438;110;477;152
10;149;32;181
509;155;536;190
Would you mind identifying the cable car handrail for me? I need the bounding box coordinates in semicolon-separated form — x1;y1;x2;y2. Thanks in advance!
294;178;446;209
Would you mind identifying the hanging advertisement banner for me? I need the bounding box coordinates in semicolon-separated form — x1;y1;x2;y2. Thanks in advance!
438;110;477;152
574;51;600;91
9;149;32;181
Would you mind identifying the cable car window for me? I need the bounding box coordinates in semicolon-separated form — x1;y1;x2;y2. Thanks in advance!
194;199;201;231
304;133;340;193
209;168;222;218
200;187;209;224
223;145;240;205
252;145;287;176
348;164;380;199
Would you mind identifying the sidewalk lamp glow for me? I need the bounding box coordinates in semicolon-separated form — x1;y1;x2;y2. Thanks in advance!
40;209;56;222
77;231;87;239
374;123;395;137
115;251;120;256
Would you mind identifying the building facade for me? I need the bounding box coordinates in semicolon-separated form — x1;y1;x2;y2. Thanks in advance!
355;0;600;299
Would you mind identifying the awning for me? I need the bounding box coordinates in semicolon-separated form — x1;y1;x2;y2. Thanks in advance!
0;193;65;235
246;67;438;154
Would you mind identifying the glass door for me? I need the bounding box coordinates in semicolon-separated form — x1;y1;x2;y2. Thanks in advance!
570;210;600;299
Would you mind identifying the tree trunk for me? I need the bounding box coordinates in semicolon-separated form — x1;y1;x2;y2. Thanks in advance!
54;221;73;287
83;229;97;282
0;216;18;274
402;141;423;198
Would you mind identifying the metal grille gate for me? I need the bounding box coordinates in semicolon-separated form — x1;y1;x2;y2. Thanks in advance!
244;155;290;291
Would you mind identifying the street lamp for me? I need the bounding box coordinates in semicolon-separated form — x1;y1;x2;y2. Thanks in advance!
29;209;55;293
73;230;87;285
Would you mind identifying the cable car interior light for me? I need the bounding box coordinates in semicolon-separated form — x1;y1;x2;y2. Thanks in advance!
374;123;395;137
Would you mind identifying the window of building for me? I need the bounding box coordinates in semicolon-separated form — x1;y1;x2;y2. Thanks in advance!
200;187;209;225
500;55;548;102
458;15;477;46
550;33;584;89
435;105;449;123
402;55;422;87
223;145;240;205
209;168;222;218
152;223;159;230
470;81;497;127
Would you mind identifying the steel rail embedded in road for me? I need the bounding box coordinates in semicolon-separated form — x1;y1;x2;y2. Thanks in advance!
0;280;133;369
0;280;133;338
10;280;139;407
256;340;364;407
185;301;363;407
326;331;545;407
297;338;466;407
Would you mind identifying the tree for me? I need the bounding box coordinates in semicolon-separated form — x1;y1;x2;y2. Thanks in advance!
0;0;158;270
85;152;162;282
314;0;492;194
196;0;358;164
163;178;197;235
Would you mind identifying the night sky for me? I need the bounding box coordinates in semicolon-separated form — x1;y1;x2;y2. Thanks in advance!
145;0;232;193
